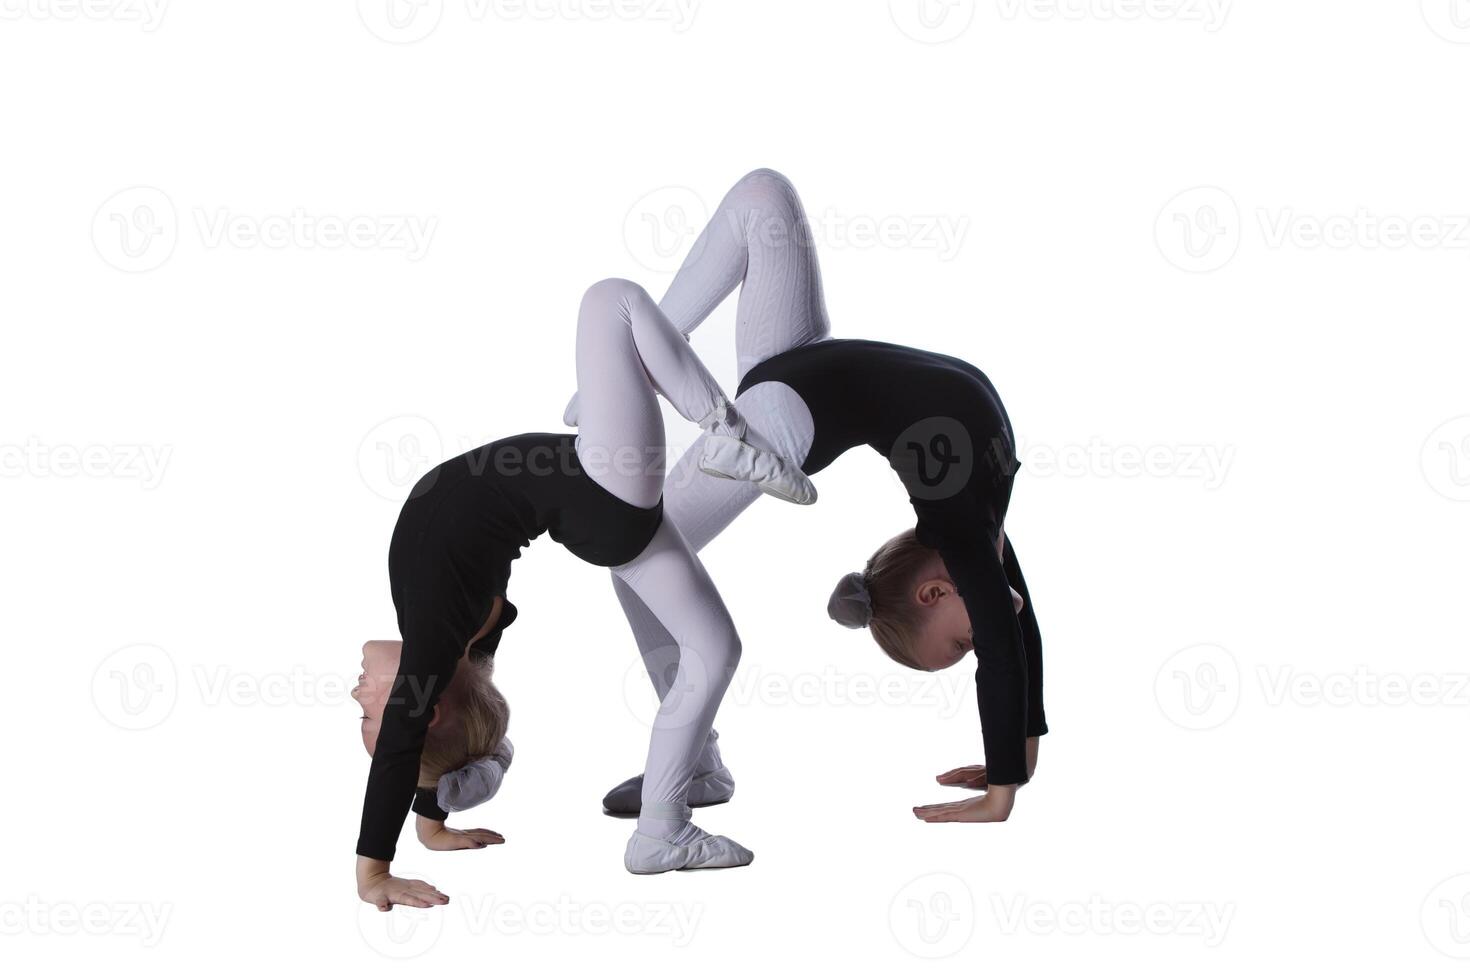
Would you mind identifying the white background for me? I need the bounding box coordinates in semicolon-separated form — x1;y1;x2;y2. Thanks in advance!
3;0;1469;974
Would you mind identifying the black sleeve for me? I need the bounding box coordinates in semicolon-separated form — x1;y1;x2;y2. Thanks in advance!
927;522;1032;786
356;621;459;861
1001;535;1047;738
412;787;449;823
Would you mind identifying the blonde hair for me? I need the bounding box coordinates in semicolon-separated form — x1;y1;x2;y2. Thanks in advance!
860;528;936;671
417;657;509;790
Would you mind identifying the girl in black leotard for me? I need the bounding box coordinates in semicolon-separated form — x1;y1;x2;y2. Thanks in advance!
352;276;812;909
599;170;1046;826
732;339;1047;822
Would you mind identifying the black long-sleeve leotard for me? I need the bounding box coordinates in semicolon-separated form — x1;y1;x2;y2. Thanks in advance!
358;433;663;861
737;340;1047;785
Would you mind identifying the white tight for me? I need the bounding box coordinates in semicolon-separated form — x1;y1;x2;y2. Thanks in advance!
611;168;830;776
572;276;746;837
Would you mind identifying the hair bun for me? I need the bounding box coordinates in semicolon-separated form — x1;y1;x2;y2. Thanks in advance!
827;571;873;629
436;736;514;811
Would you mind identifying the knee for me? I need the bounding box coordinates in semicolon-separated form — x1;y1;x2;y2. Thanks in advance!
738;167;795;194
579;277;651;320
712;628;742;674
731;168;799;211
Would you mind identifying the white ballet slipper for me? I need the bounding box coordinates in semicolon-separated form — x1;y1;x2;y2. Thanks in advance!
602;767;736;816
624;826;754;875
698;433;817;505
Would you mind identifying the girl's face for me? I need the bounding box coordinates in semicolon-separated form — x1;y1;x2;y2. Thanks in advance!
909;586;973;672
352;640;402;755
901;545;1025;672
906;580;1025;671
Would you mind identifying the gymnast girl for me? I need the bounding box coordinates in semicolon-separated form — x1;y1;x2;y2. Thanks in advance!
352;276;814;909
582;169;1047;826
